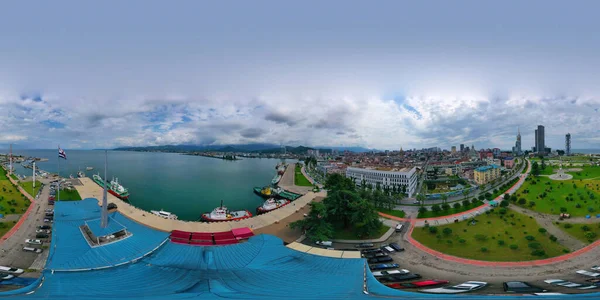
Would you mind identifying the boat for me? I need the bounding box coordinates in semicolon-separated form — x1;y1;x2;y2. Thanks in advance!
151;210;178;220
201;200;252;222
271;174;282;185
253;186;276;198
69;174;74;179
77;171;85;178
276;163;287;175
86;167;93;171
92;174;130;200
256;198;290;214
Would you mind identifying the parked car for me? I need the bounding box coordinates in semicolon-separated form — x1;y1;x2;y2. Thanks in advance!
45;209;53;213
362;248;383;254
38;225;51;230
315;241;332;247
0;266;24;275
503;281;547;293
395;224;404;232
363;252;387;259
591;266;600;271
370;263;399;271
380;273;421;283
368;256;393;264
355;243;374;248
386;280;449;289
43;219;53;223
372;269;410;277
35;233;49;239
421;281;488;294
381;246;395;253
577;270;600;278
389;243;405;252
45;212;54;216
107;203;117;210
0;273;14;280
23;247;43;253
35;229;51;234
545;279;597;290
25;239;42;245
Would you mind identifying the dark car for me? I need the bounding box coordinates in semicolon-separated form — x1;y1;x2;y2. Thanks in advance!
363;252;387;259
503;281;547;293
38;225;51;230
45;212;54;217
370;263;400;271
380;273;421;283
107;203;117;210
362;248;383;254
35;233;49;239
389;243;405;252
355;243;374;248
368;256;393;264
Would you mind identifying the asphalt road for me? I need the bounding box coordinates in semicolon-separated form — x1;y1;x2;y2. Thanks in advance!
0;178;52;270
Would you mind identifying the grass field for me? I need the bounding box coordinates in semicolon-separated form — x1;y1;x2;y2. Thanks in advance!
294;164;312;186
379;208;406;218
332;224;389;240
418;201;484;219
19;181;42;198
58;189;82;201
412;208;567;261
0;167;29;241
514;168;600;216
558;222;600;244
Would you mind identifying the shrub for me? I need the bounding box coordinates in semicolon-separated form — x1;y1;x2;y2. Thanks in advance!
528;201;536;207
560;207;568;213
585;232;597;240
453;202;461;209
418;206;428;214
446;240;453;245
564;223;573;229
480;247;488;252
462;200;470;207
497;240;505;246
582;225;591;232
431;204;441;213
474;234;488;241
499;208;507;215
528;242;542;249
538;228;547;234
459;239;466;244
441;203;451;211
525;235;535;241
500;200;509;207
518;198;527;205
549;235;558;242
429;227;438;234
531;249;546;256
509;244;518;250
443;228;453;235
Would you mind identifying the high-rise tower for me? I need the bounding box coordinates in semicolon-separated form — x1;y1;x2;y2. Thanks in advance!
514;127;522;155
536;125;545;154
565;133;571;156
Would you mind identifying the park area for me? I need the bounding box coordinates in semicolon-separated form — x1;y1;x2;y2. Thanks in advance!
412;208;568;261
558;222;600;244
58;188;82;201
294;164;312;186
514;166;600;217
0;168;31;236
19;180;42;198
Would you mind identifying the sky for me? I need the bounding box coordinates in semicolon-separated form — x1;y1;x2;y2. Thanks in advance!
1;0;599;151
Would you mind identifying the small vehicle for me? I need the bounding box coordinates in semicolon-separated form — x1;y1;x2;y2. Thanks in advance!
0;266;24;275
368;256;393;264
421;281;488;294
363;252;387;259
503;281;547;293
36;229;51;234
355;243;374;248
362;248;383;254
381;246;395;253
35;233;49;239
591;266;600;271
372;269;410;277
577;270;600;278
44;219;53;223
107;203;117;210
389;243;404;252
23;247;43;253
38;225;51;230
45;212;54;216
386;280;449;289
413;200;419;204
25;239;42;245
370;263;399;271
45;209;53;213
48;196;55;201
0;273;14;280
395;224;403;232
315;241;332;247
380;273;421;283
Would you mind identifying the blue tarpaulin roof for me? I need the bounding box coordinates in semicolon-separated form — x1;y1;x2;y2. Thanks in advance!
86;217;126;237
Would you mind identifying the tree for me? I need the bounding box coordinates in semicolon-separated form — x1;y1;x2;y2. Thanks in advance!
324;190;361;229
453;202;461;209
441;203;451;211
324;173;355;191
441;193;448;205
531;162;540;176
462;189;470;201
416;193;425;207
431;204;441;213
418;206;428;214
290;202;333;242
349;198;383;238
462;199;470;207
443;228;453;235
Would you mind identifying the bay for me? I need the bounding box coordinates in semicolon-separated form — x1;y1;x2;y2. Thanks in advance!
2;149;288;221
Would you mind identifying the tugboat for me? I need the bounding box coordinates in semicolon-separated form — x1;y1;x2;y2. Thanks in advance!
92;174;130;200
256;198;290;214
151;210;178;220
201;200;252;222
253;186;275;198
276;163;287;175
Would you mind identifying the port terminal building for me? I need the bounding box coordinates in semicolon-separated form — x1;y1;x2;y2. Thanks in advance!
345;166;418;197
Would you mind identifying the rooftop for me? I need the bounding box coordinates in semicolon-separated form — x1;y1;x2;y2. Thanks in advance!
475;164;500;172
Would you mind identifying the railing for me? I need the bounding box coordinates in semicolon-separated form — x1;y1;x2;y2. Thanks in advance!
362;261;369;294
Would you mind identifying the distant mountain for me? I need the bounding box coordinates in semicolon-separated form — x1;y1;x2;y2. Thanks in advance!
113;143;371;154
321;146;373;153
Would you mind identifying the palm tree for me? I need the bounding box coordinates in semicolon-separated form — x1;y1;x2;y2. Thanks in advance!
416;193;426;207
441;193;448;205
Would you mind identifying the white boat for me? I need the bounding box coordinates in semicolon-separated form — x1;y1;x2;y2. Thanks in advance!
201;200;252;222
86;167;93;171
77;171;85;178
256;198;290;214
151;210;178;220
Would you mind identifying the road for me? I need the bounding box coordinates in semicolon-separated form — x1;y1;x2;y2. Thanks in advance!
0;177;52;272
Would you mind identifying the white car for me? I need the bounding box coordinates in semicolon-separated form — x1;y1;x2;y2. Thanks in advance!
35;229;51;234
372;269;410;277
0;273;14;280
0;266;24;275
382;246;395;253
577;270;600;278
421;281;488;294
25;239;42;245
591;266;600;271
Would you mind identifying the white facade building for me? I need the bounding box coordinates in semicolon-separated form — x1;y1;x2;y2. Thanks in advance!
346;167;418;197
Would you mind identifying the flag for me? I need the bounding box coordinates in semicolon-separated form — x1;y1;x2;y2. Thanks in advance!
58;147;67;160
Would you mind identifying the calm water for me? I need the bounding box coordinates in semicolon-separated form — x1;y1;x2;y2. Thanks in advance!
3;149;289;221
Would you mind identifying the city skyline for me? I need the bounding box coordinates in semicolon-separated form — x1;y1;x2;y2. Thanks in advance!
1;1;600;150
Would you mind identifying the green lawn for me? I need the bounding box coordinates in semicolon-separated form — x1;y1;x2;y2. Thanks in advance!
571;166;600;180
521;160;529;174
332;224;389;240
379;208;406;218
294;165;312;186
412;208;567;261
514;173;600;217
58;189;82;201
9;174;18;181
0;176;31;215
558;222;600;244
0;168;8;180
19;181;42;198
418;201;484;218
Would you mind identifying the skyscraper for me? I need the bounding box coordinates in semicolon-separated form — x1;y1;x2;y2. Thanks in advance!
460;144;464;152
536;125;545;155
566;133;571;156
513;127;522;155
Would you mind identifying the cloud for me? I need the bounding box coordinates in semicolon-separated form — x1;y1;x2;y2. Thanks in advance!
240;128;266;138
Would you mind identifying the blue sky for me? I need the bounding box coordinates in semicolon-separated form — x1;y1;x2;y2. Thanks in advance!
0;0;599;150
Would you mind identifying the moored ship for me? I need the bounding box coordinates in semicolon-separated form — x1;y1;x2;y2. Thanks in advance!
201;200;252;222
92;174;130;200
271;174;282;185
256;198;290;214
276;163;287;175
151;210;178;220
253;186;275;198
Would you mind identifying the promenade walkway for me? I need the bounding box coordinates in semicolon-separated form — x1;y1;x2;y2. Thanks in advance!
75;177;324;233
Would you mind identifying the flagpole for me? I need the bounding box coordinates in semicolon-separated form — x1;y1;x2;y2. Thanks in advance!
101;150;108;228
57;145;60;202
